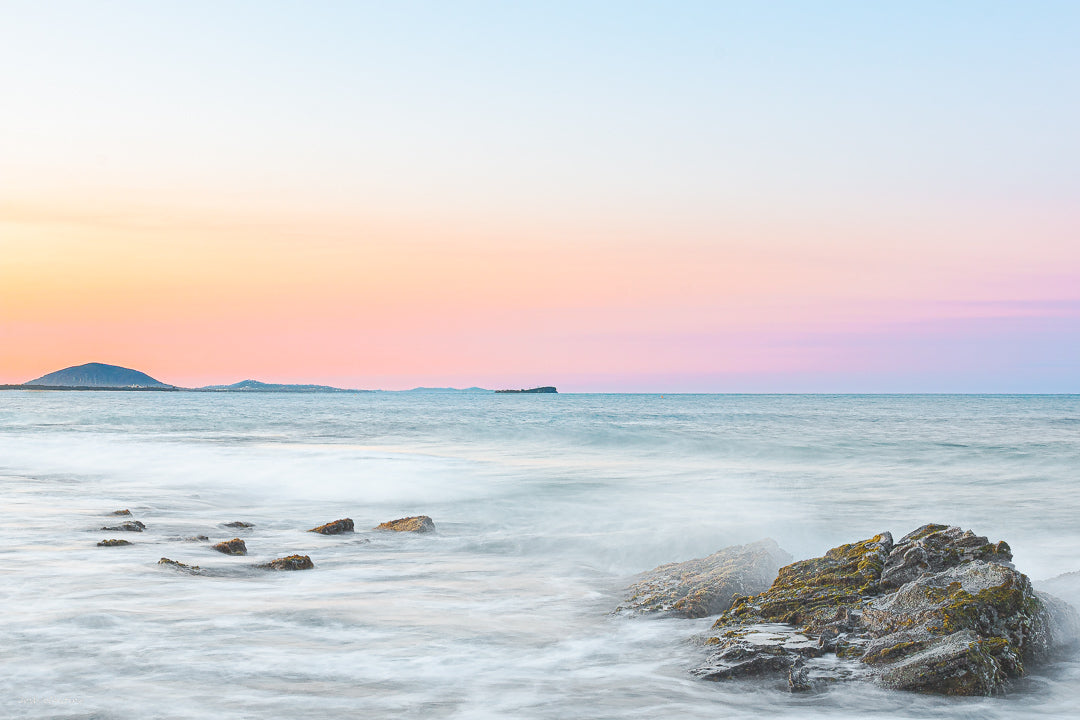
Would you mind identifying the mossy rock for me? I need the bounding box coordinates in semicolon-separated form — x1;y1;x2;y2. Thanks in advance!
695;525;1069;696
308;518;354;535
720;532;893;631
101;520;145;532
211;538;248;555
159;557;203;574
223;521;254;528
97;539;132;547
260;554;314;571
375;516;435;533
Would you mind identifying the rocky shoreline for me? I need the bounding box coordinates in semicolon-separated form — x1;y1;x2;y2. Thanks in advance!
620;524;1079;696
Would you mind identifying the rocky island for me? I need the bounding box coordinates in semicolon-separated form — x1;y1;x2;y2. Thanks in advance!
495;386;558;393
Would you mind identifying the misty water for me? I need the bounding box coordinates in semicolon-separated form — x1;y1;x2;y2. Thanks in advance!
2;392;1079;719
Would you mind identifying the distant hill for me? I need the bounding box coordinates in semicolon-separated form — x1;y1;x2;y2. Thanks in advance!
25;362;172;388
199;379;366;393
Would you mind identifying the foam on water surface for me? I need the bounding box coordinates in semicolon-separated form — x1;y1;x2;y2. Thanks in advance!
1;392;1078;718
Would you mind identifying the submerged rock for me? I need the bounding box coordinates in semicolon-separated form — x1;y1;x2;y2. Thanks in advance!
695;524;1075;696
308;518;354;535
110;509;132;516
211;538;247;555
619;539;792;618
223;521;254;528
101;520;145;532
97;539;132;547
260;555;314;571
158;557;203;574
376;516;435;533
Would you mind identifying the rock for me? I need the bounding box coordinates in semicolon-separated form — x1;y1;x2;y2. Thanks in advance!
308;518;354;535
618;539;792;618
223;521;254;528
110;509;132;516
186;535;210;542
375;515;435;533
158;557;203;574
97;539;132;547
880;524;1012;590
260;554;314;571
101;521;145;532
696;524;1071;696
211;538;247;555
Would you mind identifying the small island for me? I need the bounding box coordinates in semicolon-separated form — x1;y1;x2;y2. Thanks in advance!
495;386;558;394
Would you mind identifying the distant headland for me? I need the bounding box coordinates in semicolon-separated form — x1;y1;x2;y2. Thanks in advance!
2;362;556;394
494;386;558;394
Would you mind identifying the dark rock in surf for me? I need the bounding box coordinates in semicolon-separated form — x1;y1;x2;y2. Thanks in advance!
97;539;132;547
260;554;314;571
158;557;203;574
211;538;247;555
375;516;435;533
110;509;132;516
102;520;145;532
308;518;354;535
694;524;1076;696
223;521;254;529
618;539;792;618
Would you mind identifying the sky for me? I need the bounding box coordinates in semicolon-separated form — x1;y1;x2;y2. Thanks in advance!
1;1;1078;391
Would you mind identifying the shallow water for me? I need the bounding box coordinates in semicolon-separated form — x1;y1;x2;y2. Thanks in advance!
1;392;1078;718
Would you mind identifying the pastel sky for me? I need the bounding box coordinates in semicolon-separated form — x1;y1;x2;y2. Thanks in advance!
2;1;1078;391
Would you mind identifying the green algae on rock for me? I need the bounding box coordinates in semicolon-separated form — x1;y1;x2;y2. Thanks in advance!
211;538;247;555
97;539;132;547
618;539;792;618
376;516;435;533
308;518;354;535
694;524;1077;696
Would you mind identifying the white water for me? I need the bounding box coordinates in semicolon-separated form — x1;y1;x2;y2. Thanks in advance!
1;392;1078;718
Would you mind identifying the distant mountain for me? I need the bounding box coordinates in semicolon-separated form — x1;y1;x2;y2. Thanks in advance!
25;362;172;388
404;387;491;393
199;379;366;393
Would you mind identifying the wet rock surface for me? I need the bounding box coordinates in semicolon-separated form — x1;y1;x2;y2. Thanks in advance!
158;557;203;574
376;515;435;533
223;521;254;528
619;539;792;618
101;520;145;532
260;554;314;571
695;524;1077;696
309;518;354;535
110;509;132;516
211;538;248;555
97;539;132;547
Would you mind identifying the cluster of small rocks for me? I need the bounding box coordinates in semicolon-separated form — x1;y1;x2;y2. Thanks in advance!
97;510;437;575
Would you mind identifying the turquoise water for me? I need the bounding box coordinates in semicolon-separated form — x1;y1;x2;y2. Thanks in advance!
1;392;1078;718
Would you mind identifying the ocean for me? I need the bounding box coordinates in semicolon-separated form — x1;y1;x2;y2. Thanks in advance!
1;392;1078;718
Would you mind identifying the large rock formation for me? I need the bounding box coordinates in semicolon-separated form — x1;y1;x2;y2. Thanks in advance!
618;539;792;618
693;524;1078;696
